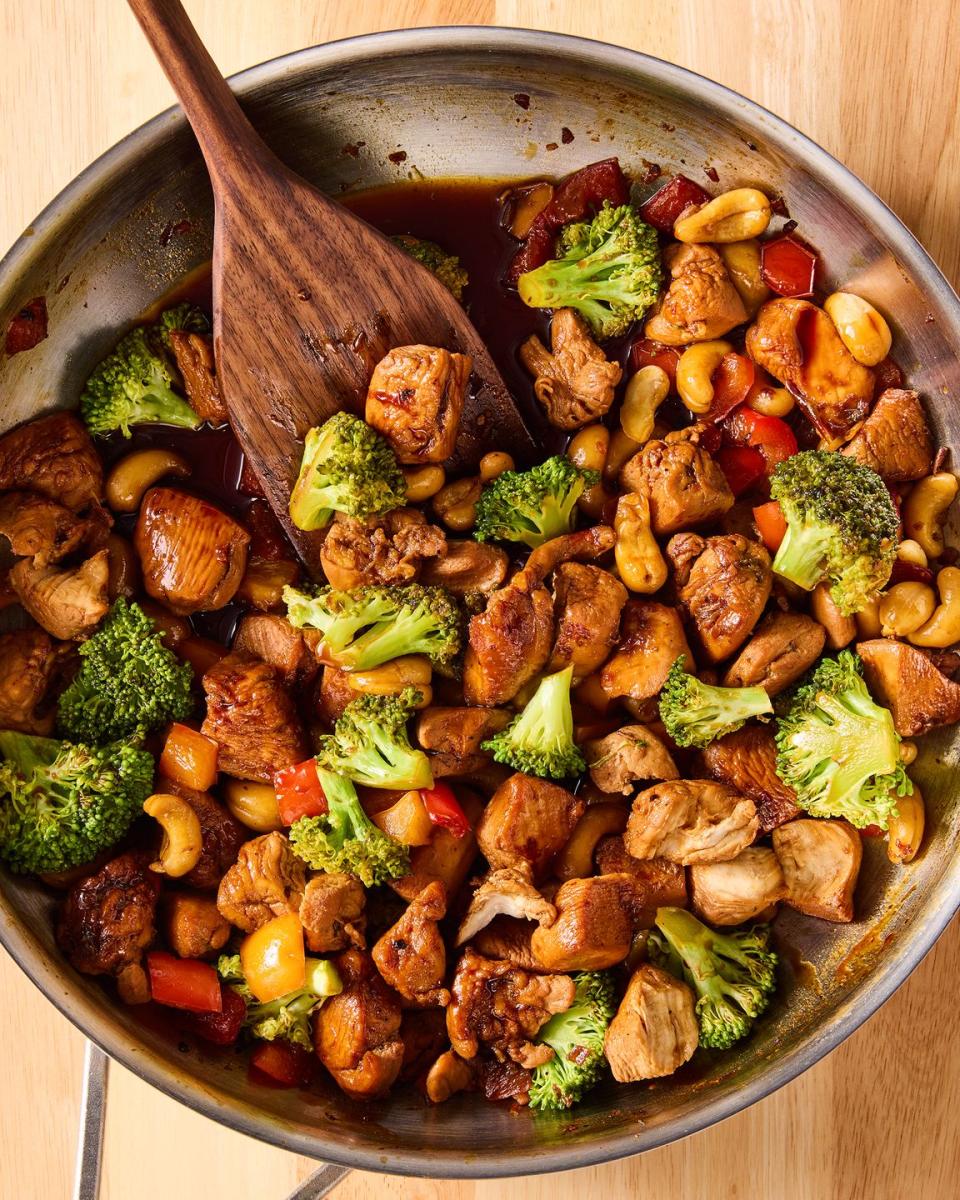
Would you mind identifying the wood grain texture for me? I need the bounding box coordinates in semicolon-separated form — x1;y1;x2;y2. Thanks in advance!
2;1;960;1197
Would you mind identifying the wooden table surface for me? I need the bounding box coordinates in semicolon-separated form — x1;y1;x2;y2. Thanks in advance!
3;1;960;1197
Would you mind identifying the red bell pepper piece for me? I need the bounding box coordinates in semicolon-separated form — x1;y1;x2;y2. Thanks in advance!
420;783;472;839
147;952;223;1014
761;234;818;297
639;175;711;233
716;445;767;497
184;985;247;1046
275;758;326;826
753;500;788;553
889;559;935;586
5;296;48;356
507;158;629;282
724;406;798;473
874;356;904;391
249;1040;315;1088
628;337;681;384
705;352;756;422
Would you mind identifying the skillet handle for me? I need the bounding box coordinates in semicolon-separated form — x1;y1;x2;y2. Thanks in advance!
283;1163;351;1200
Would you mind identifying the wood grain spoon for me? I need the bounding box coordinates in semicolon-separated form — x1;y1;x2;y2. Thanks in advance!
127;0;537;574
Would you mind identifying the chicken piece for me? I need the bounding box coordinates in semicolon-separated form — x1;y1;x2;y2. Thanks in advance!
772;818;862;923
319;508;446;591
723;610;826;696
415;706;512;768
134;487;249;615
856;638;960;737
446;948;575;1067
425;1049;478;1103
300;873;367;953
519;307;622;429
604;963;699;1082
531;874;638;971
600;600;693;704
644;243;747;345
472;916;541;969
476;773;585;880
161;893;231;959
315;949;404;1100
625;779;759;865
620;433;734;536
0;491;96;564
701;724;801;833
478;1059;533;1103
593;837;687;926
0;627;74;735
398;1007;448;1085
216;831;306;933
365;344;471;463
0;412;103;512
419;539;509;596
201;652;308;783
56;853;161;977
689;847;785;926
10;549;109;640
585;725;679;794
167;329;228;424
313;665;355;726
745;297;875;440
169;786;247;891
456;864;556;945
667;532;772;664
232;613;317;686
372;881;450;1007
462;571;554;706
549;563;627;681
839;387;933;480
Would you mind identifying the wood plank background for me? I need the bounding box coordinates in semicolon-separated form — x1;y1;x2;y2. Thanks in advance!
2;1;960;1197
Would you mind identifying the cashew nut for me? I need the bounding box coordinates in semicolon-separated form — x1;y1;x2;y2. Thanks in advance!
143;793;203;877
718;239;770;315
854;594;883;639
568;424;611;517
105;534;141;601
899;740;918;766
896;538;928;568
106;448;191;513
810;582;856;649
614;492;668;593
887;786;924;865
902;472;959;559
621;365;670;443
907;566;960;647
347;655;433;701
879;581;936;638
823;292;892;367
223;779;282;833
479;452;515;483
676;340;732;414
432;476;481;532
403;464;446;503
674;188;772;244
747;383;794;418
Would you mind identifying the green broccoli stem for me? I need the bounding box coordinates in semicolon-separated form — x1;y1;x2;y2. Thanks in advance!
772;519;837;591
338;610;438;670
318;769;375;839
132;384;203;429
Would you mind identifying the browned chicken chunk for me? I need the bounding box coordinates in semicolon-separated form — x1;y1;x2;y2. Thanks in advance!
0;627;73;735
425;1049;478;1103
365;344;471;463
689;847;785;926
531;874;638;971
232;613;317;686
372;881;451;1007
519;308;622;428
446;948;575;1068
0;491;96;564
419;539;509;596
549;563;627;681
56;853;161;977
415;706;511;775
745;298;875;440
463;571;554;706
201;652;308;782
585;725;679;794
772;819;862;923
216;831;306;933
856;639;960;737
701;724;801;833
300;873;367;953
644;243;747;345
134;487;249;615
456;864;556;945
10;549;109;640
472;916;541;969
840;388;934;481
168;329;228;424
668;532;772;663
169;786;247;891
620;432;734;536
315;949;404;1101
476;773;585;880
319;508;446;591
604;963;699;1082
625;779;759;865
161;893;231;959
723;610;826;695
600;600;693;704
593;837;687;927
0;412;103;512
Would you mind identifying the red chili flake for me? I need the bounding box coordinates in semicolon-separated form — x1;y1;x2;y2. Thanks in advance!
874;356;904;391
770;194;790;218
933;445;951;474
159;219;193;247
4;297;48;355
545;142;558;152
704;165;720;183
341;142;364;158
513;93;531;109
560;127;574;144
388;150;407;164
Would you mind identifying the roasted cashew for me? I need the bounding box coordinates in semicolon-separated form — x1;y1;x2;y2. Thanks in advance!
902;472;958;559
144;793;203;877
403;465;446;503
223;779;282;833
621;365;669;443
887;786;924;865
106;449;190;513
676;340;732;414
879;582;936;638
907;566;960;647
674;188;772;244
614;492;668;593
823;291;892;367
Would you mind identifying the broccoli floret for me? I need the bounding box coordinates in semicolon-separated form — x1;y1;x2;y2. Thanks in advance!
658;658;773;749
217;954;342;1050
774;650;911;829
57;598;194;745
392;235;469;302
314;690;433;794
529;971;616;1111
769;451;898;615
0;731;154;874
288;412;406;532
284;582;462;672
155;302;210;345
289;768;411;886
517;201;662;339
649;907;777;1051
482;666;585;779
80;324;201;438
474;456;598;549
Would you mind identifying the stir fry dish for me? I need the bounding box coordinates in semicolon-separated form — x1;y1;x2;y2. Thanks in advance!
0;156;956;1112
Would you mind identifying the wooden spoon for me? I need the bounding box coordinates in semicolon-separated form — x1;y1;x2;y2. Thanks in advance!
127;0;537;573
